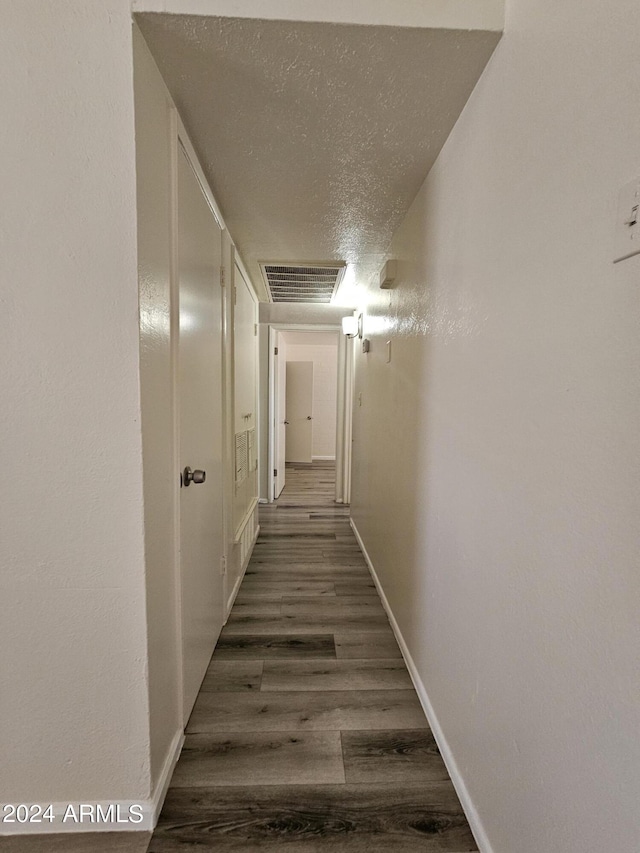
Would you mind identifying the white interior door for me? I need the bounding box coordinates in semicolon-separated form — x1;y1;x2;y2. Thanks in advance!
274;332;287;498
178;146;224;722
286;361;314;464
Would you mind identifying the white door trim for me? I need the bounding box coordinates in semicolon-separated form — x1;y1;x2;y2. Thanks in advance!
335;331;354;504
267;325;277;501
169;105;184;724
265;323;351;504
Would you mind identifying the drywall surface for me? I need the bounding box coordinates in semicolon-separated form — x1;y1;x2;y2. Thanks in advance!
349;1;640;851
132;0;504;32
259;302;353;326
0;1;151;807
133;25;181;792
284;335;339;459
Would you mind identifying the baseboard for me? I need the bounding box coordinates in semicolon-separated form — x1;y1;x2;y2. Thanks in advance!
225;522;260;621
149;727;185;828
349;517;494;853
225;572;243;621
312;455;336;461
0;729;184;835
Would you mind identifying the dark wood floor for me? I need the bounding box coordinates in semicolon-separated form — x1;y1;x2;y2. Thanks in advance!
6;464;476;852
149;463;478;852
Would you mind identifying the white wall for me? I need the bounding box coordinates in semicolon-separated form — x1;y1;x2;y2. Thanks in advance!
133;24;182;795
0;0;151;811
1;2;265;832
259;302;353;325
350;2;640;852
284;333;339;459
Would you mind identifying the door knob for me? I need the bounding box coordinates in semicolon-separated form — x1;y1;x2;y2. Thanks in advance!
182;466;206;487
307;416;313;420
284;420;290;425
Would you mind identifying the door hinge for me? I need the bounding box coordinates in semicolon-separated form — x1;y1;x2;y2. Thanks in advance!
274;468;277;477
233;284;237;304
220;555;227;576
254;323;258;336
274;346;278;355
220;265;226;286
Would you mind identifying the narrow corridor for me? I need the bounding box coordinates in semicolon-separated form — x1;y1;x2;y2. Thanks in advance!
149;463;477;852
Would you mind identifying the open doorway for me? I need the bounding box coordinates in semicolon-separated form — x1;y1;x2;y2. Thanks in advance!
268;327;351;503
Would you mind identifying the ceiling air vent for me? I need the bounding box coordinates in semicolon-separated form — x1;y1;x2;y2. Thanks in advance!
261;263;346;304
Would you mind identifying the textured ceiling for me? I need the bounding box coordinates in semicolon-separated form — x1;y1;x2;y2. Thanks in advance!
136;14;500;301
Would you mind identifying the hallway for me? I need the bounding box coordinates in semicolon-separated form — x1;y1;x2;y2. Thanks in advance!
149;463;477;851
4;5;640;851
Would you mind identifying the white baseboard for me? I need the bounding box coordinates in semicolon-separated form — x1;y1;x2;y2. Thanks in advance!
312;455;336;460
225;521;260;622
0;729;184;836
349;517;494;853
149;727;185;829
225;571;243;621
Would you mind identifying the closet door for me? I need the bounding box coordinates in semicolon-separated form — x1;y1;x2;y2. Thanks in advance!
177;145;224;722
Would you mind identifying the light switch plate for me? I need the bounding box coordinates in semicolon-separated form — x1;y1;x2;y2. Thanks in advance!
614;177;640;263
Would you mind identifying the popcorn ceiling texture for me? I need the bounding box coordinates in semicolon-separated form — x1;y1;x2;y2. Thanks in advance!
136;14;500;298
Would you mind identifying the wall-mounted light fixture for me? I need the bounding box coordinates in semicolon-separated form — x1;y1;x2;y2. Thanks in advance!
341;315;359;338
342;314;370;353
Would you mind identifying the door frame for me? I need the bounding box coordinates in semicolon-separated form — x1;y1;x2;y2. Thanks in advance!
266;323;352;504
285;359;315;465
335;329;355;505
269;326;286;500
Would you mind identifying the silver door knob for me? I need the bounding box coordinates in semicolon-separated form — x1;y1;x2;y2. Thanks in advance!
182;466;206;487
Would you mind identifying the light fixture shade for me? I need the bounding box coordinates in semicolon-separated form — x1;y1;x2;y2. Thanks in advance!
342;315;358;337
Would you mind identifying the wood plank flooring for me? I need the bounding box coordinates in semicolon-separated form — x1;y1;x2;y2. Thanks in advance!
149;463;478;852
5;465;476;853
5;464;475;853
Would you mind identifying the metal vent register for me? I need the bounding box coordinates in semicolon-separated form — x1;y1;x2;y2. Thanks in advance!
262;263;345;303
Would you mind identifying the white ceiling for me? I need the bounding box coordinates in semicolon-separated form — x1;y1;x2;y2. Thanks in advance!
136;14;501;302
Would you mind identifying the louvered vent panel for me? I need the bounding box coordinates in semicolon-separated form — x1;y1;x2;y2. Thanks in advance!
235;431;248;485
262;264;345;303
